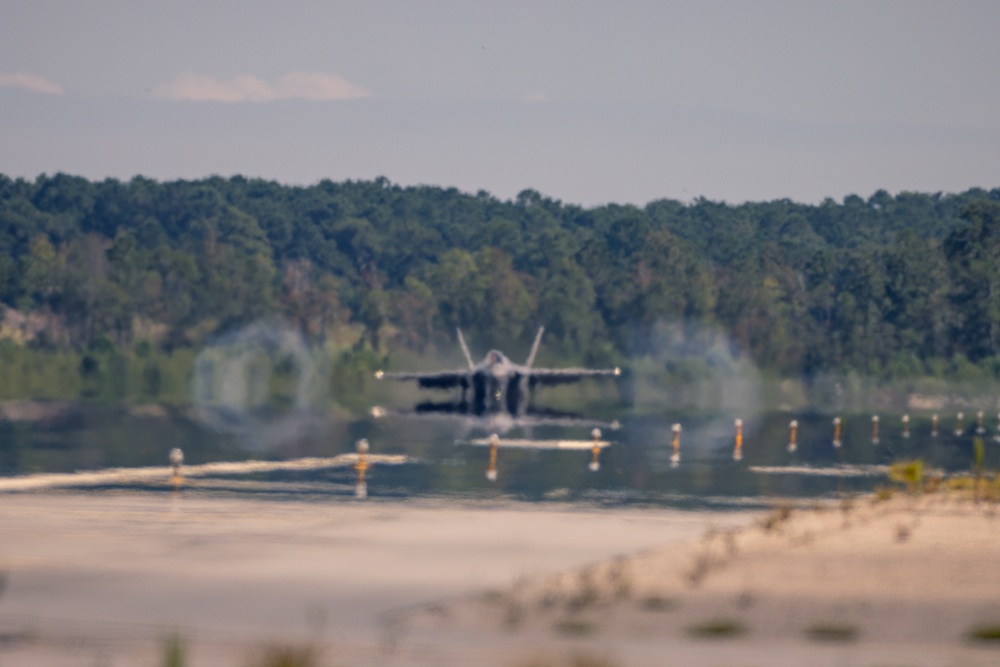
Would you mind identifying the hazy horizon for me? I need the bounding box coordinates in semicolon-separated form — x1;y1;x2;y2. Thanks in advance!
3;1;1000;208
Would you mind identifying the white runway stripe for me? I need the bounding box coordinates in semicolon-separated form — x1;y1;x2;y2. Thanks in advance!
749;464;888;477
0;453;410;491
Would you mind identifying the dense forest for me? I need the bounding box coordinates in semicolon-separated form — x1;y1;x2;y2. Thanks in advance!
1;173;999;403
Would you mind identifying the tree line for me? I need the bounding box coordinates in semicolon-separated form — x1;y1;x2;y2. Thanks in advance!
2;172;999;385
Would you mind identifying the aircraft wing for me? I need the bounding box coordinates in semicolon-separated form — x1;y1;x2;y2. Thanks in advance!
375;369;469;389
525;367;621;387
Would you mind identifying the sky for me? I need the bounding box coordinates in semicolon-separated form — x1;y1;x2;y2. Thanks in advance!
2;0;999;207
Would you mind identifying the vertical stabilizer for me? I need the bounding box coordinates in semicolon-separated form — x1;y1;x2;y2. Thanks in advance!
456;329;475;369
525;326;545;368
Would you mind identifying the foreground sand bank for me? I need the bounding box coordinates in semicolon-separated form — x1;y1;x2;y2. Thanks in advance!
3;488;1000;666
410;488;1000;666
0;491;749;666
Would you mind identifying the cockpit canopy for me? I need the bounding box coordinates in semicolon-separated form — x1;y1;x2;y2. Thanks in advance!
486;350;507;366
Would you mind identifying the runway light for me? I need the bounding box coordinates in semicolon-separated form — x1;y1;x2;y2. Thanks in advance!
374;370;384;379
487;433;499;481
671;423;681;467
832;416;842;449
589;428;602;472
169;448;184;489
788;420;798;453
733;418;743;461
355;439;369;499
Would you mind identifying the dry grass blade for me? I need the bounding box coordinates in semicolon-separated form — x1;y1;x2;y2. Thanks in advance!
638;595;679;612
805;623;858;642
967;624;1000;642
554;618;597;637
247;642;322;667
687;619;746;638
161;632;187;667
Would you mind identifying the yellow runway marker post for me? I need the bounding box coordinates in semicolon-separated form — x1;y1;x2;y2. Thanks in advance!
589;428;602;472
671;423;681;467
354;439;369;499
169;448;184;491
733;418;743;461
486;433;499;482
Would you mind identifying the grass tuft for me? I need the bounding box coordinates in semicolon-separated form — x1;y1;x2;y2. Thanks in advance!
687;619;746;638
873;485;896;502
606;559;633;600
638;595;679;612
569;653;621;667
480;589;506;605
515;652;620;667
566;569;601;612
504;599;525;631
247;643;322;667
888;459;924;495
554;618;597;637
379;613;408;654
967;624;1000;642
896;523;913;542
761;504;792;532
805;623;859;642
686;551;714;587
161;632;187;667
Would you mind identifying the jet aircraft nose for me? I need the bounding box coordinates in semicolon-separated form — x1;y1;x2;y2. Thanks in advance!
487;350;509;377
487;350;506;365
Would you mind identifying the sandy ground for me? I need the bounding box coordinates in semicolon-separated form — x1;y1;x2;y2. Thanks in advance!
3;488;1000;666
0;490;750;666
410;489;1000;667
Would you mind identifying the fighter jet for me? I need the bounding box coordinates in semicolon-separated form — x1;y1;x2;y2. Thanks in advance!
374;327;621;415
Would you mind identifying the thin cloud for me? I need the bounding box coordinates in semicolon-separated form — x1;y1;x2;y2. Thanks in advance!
153;71;372;102
522;92;549;103
0;73;63;95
